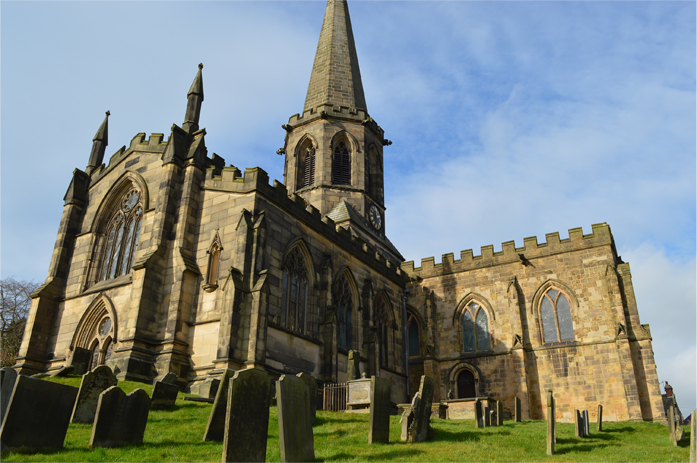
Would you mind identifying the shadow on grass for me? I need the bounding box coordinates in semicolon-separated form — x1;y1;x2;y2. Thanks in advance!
601;426;635;433
321;447;425;462
555;443;615;454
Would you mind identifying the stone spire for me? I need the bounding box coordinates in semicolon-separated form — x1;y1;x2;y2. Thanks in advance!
303;0;366;113
87;111;109;173
183;63;204;134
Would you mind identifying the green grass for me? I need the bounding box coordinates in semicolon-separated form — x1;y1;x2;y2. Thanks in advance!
2;376;691;462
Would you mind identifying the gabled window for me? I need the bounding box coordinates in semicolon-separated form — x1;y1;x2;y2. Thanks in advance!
540;288;574;343
461;302;490;352
280;247;309;335
98;189;143;282
332;141;351;185
334;273;353;350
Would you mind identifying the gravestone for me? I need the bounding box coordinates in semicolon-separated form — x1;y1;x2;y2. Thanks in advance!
368;376;391;444
497;400;504;426
200;378;220;399
583;410;590;436
71;365;118;423
158;372;178;384
597;404;603;431
222;369;271;462
690;408;696;463
0;375;78;449
405;375;434;443
474;398;483;428
51;365;74;377
401;393;419;441
546;391;554;456
575;409;586;438
668;405;677;446
203;369;236;441
90;387;150;448
151;380;179;410
483;404;490;427
515;396;522;422
68;347;92;375
347;350;361;380
0;367;18;423
296;372;318;422
277;374;314;462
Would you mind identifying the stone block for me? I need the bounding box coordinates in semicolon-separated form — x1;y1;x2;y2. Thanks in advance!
151;381;179;410
368;376;391;444
69;347;92;375
204;369;236;442
90;386;150;448
277;374;314;462
296;372;317;422
1;367;18;424
222;369;271;463
0;376;78;449
71;365;118;423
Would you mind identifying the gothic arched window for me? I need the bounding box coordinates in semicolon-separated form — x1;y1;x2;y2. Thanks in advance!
87;315;114;371
332;141;351;185
280;247;309;334
461;302;490;352
98;188;143;282
297;143;316;189
540;288;575;343
407;312;421;358
334;273;353;351
375;296;393;368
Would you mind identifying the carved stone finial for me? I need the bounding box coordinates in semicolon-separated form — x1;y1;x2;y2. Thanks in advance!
198;63;204;70
106;110;110;116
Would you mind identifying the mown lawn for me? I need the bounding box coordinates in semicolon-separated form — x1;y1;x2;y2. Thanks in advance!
1;376;691;462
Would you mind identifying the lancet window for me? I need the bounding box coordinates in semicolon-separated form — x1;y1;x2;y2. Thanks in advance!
280;247;309;334
332;141;351;185
407;312;422;358
540;288;575;343
297;144;316;189
461;302;490;352
334;273;353;351
375;296;393;367
98;188;143;282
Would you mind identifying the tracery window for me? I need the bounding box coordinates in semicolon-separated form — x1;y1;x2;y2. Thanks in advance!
297;144;315;189
407;312;421;358
98;188;143;282
375;296;392;367
280;247;309;334
540;288;574;343
461;302;490;352
334;273;353;351
87;315;114;371
332;141;351;185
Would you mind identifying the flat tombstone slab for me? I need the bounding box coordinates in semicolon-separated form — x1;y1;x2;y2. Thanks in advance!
1;367;18;423
222;369;271;463
151;381;179;410
369;376;391;444
69;347;92;375
90;386;150;448
0;376;79;449
515;396;522;422
277;374;314;462
296;372;317;422
71;365;118;423
204;369;236;442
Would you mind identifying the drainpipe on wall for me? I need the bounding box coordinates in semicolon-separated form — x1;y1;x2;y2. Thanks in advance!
402;289;410;400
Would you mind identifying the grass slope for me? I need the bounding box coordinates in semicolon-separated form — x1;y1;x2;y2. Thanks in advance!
2;376;691;462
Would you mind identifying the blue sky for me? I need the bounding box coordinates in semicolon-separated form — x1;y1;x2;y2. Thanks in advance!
2;1;695;414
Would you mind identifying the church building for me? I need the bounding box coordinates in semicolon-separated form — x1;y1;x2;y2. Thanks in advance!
16;0;666;423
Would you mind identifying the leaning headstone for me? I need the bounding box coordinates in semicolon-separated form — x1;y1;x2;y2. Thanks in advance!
277;374;314;462
0;375;78;449
200;378;220;399
583;410;590;436
68;347;92;375
156;372;178;385
690;408;696;463
497;400;504;426
368;376;391;444
204;369;236;441
51;365;74;377
71;365;118;423
0;367;18;423
401;394;419;441
474;398;483;428
668;405;677;446
406;375;434;443
515;396;522;422
296;372;318;422
90;387;150;448
546;391;555;455
151;380;179;410
347;350;361;380
597;404;603;431
222;369;271;462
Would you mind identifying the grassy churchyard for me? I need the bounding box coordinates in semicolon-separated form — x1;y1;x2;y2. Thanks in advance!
1;376;691;462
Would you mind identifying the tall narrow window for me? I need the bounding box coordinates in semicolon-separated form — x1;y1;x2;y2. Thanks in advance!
367;146;380;199
407;313;421;358
375;297;392;367
280;247;309;335
461;302;491;353
98;188;143;282
540;288;575;343
332;141;351;185
334;273;353;351
297;142;316;189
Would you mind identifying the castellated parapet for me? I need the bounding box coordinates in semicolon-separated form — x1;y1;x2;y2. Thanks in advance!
402;223;614;278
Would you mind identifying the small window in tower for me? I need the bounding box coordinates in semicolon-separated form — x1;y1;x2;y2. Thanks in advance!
332;141;351;185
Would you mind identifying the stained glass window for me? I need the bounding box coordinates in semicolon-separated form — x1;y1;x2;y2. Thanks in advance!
98;189;142;282
335;273;353;350
476;309;490;351
280;248;309;335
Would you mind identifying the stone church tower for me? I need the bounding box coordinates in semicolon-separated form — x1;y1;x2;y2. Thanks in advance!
16;0;666;423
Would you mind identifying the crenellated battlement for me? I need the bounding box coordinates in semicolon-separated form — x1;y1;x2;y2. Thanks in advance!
401;223;614;278
203;166;405;284
287;104;368;126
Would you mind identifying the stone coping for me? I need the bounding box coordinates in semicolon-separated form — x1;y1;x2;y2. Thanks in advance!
442;397;492;404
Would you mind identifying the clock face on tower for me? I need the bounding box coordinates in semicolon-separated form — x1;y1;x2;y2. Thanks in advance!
369;205;382;230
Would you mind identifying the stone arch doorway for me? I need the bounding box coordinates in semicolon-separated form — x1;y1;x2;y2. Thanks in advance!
456;370;476;398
